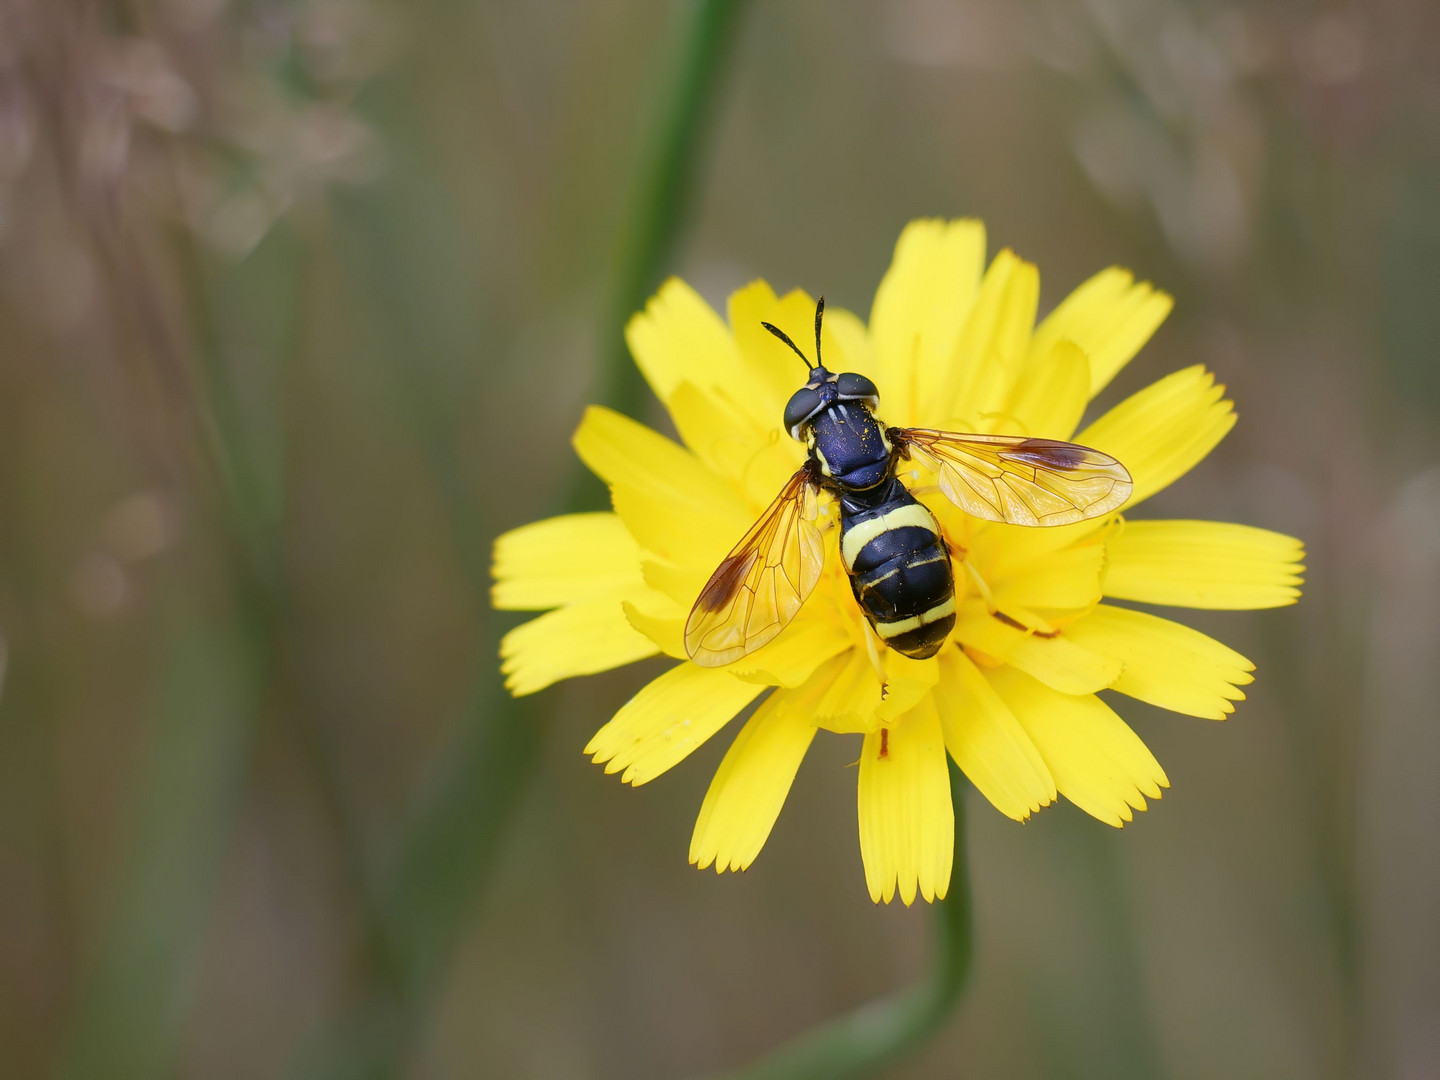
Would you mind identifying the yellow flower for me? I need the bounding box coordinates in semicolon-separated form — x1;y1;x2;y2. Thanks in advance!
492;219;1304;905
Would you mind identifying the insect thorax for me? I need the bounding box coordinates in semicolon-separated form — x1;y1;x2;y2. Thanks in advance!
806;403;894;491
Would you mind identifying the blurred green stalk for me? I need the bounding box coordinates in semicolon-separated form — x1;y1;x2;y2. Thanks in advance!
382;0;751;961
598;0;749;418
719;762;974;1080
57;607;260;1080
57;202;326;1074
292;1;751;1074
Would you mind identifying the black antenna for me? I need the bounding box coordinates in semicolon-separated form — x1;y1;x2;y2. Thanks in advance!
761;321;813;370
814;296;825;370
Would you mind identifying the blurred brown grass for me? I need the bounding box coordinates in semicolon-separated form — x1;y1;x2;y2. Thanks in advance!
0;1;1437;1078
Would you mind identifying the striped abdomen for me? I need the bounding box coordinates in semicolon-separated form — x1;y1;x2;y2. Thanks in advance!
839;480;956;659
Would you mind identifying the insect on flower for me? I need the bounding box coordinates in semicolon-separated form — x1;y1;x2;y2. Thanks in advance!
685;297;1133;670
493;219;1305;905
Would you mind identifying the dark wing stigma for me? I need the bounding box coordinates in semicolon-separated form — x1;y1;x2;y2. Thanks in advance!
695;550;759;613
684;466;827;667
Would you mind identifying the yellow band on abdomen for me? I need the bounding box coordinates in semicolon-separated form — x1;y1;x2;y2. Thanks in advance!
841;503;938;569
874;596;956;639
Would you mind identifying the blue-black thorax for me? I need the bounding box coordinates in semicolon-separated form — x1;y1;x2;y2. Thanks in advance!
800;368;895;494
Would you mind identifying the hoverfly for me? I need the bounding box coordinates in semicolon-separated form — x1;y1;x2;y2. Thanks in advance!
683;297;1134;667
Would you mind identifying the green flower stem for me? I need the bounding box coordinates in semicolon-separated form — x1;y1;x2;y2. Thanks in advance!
600;0;748;419
381;0;750;950
571;0;749;507
720;761;974;1080
282;2;751;1074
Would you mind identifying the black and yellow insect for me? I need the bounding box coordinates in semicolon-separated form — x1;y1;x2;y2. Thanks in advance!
683;297;1135;668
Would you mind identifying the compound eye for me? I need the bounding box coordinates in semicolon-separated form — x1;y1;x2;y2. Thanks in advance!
835;372;879;410
783;387;823;439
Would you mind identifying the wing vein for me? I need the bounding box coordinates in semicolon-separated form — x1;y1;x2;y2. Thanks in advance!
897;428;1133;528
685;467;827;667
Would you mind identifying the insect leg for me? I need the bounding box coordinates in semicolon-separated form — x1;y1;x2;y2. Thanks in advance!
962;560;1058;638
861;618;888;686
962;559;998;613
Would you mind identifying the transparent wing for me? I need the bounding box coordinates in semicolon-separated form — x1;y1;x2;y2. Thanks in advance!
895;428;1133;527
685;467;826;667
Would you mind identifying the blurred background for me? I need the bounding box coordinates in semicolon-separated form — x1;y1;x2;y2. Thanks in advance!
1;1;1437;1077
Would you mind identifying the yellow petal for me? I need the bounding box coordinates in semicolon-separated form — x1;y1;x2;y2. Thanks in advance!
1028;267;1173;397
965;513;1114;585
622;593;688;658
821;303;877;380
729;283;873;402
987;667;1169;827
944;249;1040;430
934;650;1056;821
1105;520;1305;609
725;282;801;414
585;662;765;786
642;555;708;611
1002;338;1091;441
667;380;802;507
492;512;643;611
625;278;772;436
857;700;954;905
689;672;825;872
726;604;853;688
814;649;883;734
500;594;660;696
876;650;942;722
984;535;1109;615
625;277;734;400
1075;366;1236;507
1064;604;1254;719
725;280;869;420
869;218;987;426
954;600;1123;694
572;405;751;569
